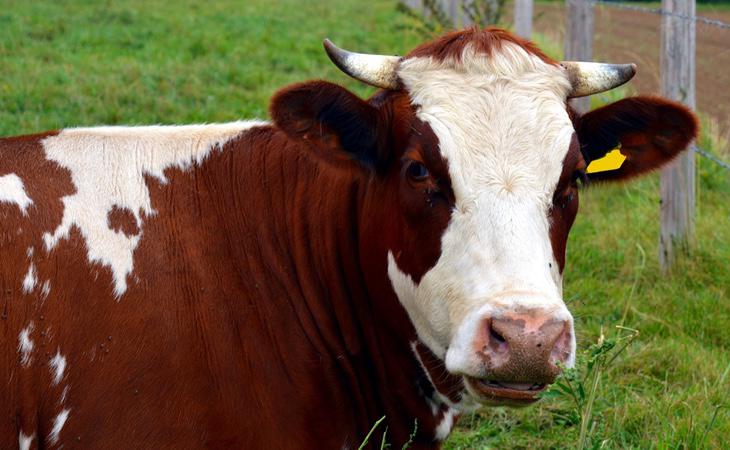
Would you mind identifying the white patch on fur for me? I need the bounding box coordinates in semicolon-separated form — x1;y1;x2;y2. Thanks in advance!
391;42;576;377
434;408;455;441
0;173;33;215
48;409;69;445
18;323;35;367
41;121;268;297
409;341;445;414
22;262;38;293
408;340;480;415
60;386;69;404
41;280;51;298
49;350;67;386
18;431;34;450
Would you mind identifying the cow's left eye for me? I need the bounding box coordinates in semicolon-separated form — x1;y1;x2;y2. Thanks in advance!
406;161;430;181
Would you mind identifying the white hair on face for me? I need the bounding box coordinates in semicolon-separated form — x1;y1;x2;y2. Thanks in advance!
389;42;576;382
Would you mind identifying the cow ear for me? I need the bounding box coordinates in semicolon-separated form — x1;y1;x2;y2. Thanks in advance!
270;80;382;168
575;96;698;181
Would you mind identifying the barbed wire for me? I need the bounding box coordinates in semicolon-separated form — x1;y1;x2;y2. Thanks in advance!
693;146;730;171
589;1;730;171
591;0;730;30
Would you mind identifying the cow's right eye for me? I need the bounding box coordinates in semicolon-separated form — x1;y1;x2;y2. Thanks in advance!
406;161;430;182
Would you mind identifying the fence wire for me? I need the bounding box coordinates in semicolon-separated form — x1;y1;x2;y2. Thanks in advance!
694;146;730;171
589;1;730;170
591;0;730;30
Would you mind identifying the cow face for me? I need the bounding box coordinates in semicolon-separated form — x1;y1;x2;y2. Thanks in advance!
271;28;697;408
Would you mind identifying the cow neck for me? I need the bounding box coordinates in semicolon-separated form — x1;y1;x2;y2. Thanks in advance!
225;128;454;448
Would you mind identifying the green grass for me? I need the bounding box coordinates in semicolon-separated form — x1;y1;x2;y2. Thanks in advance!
2;1;727;448
0;0;423;134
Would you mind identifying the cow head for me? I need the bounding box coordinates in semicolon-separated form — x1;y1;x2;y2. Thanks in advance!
270;28;697;409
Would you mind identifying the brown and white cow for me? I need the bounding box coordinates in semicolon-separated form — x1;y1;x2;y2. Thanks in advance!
1;28;697;449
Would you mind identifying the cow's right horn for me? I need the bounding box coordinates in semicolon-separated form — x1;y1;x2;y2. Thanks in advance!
323;39;401;90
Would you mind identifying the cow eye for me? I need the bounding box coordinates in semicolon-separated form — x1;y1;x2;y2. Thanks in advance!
406;161;430;181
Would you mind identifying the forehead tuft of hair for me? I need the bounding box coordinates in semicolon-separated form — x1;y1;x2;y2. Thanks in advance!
405;27;556;66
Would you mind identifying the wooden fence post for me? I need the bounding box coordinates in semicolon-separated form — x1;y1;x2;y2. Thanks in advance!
564;0;593;114
404;0;422;12
515;0;533;38
659;0;696;270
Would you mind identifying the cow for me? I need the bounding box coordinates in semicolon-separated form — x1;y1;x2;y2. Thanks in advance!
0;27;696;449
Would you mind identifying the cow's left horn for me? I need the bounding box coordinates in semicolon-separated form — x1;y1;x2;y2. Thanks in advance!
561;61;637;98
323;39;401;90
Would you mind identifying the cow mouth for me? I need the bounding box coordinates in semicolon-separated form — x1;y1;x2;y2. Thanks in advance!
465;376;547;405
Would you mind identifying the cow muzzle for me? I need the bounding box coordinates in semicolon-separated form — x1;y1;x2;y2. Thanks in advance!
449;305;574;406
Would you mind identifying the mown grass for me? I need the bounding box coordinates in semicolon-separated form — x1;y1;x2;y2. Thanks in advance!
0;0;423;134
1;0;727;448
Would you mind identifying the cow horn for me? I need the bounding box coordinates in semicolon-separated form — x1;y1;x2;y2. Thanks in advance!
323;39;401;90
561;62;637;98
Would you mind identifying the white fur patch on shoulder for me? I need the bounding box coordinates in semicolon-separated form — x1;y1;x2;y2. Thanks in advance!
41;121;268;297
41;280;51;298
18;323;35;367
0;173;33;215
49;350;67;386
22;262;38;294
48;409;70;445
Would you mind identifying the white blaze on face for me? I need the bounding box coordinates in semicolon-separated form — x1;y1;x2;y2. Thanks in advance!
389;43;576;376
0;173;33;215
41;121;268;297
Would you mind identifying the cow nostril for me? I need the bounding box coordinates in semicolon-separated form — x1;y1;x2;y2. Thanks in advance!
490;326;506;344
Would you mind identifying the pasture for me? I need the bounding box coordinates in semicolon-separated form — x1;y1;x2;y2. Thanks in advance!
1;0;727;448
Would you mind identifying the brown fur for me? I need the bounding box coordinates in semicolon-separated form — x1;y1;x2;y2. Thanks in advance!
574;96;699;181
407;26;556;65
107;206;140;237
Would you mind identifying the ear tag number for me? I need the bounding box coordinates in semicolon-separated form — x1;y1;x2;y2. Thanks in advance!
586;144;626;174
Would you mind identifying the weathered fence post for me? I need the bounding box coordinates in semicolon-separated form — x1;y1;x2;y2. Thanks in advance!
659;0;696;270
446;0;459;27
404;0;422;12
514;0;533;38
564;0;593;113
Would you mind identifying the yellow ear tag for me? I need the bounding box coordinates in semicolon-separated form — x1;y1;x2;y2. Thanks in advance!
586;145;627;174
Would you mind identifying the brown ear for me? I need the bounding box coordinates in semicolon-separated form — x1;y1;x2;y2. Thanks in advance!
575;96;699;181
270;80;383;168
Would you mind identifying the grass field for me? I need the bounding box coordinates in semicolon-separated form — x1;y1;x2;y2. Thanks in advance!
1;0;727;448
